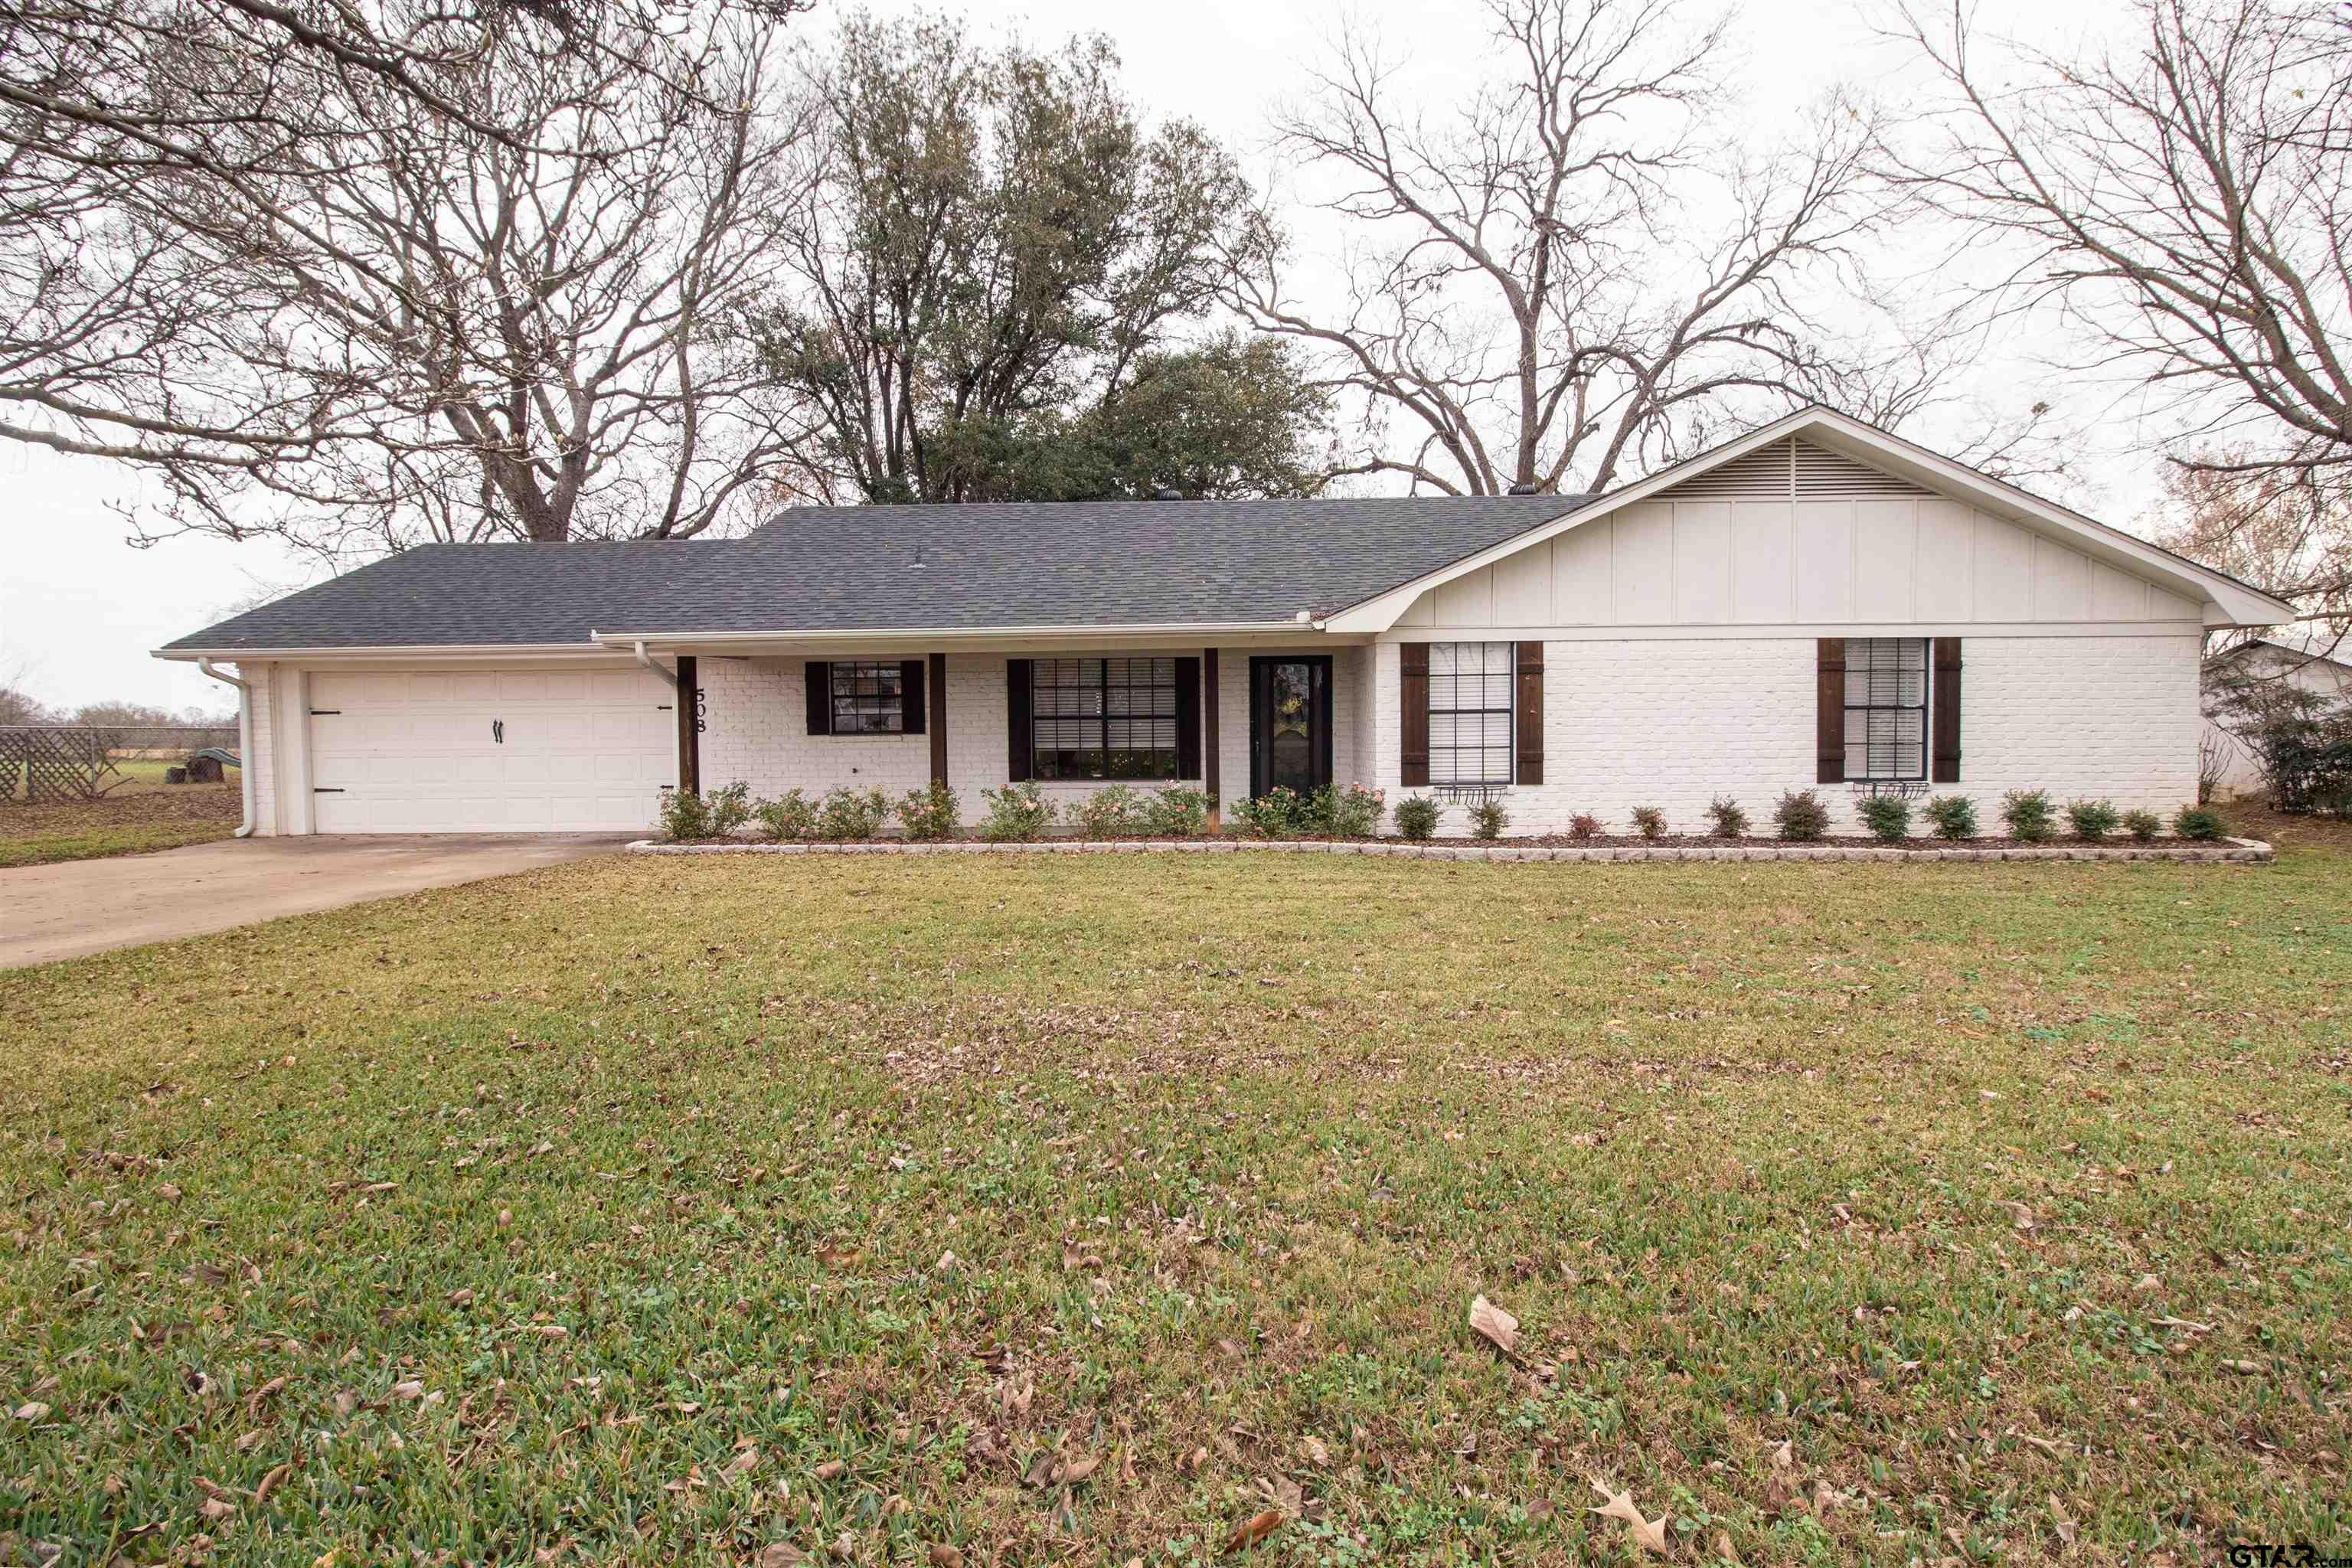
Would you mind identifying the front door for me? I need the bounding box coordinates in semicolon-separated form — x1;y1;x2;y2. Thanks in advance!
1249;655;1333;799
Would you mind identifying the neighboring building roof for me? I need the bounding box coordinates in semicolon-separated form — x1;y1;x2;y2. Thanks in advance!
2208;633;2351;671
160;495;1584;652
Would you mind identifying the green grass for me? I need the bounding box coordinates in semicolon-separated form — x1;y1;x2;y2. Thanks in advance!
1;829;2346;1565
0;770;240;866
0;818;237;868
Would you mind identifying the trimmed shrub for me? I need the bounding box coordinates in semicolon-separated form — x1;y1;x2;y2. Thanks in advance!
1228;786;1305;838
815;786;891;841
656;788;711;841
897;782;960;841
1706;796;1748;838
1773;789;1830;842
1392;795;1440;841
1469;799;1508;840
703;781;753;838
1072;783;1148;837
755;789;818;842
2121;808;2163;843
2171;803;2226;841
1567;812;1601;841
1326;784;1385;838
1922;795;1978;841
1144;787;1210;838
2065;799;2121;842
2001;789;2056;843
977;782;1054;842
1857;793;1912;843
1630;805;1667;841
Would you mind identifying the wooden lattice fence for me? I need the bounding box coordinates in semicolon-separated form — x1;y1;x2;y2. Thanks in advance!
0;726;109;802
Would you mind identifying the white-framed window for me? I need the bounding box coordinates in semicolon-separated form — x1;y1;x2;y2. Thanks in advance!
829;660;905;734
1429;642;1514;784
1844;638;1929;779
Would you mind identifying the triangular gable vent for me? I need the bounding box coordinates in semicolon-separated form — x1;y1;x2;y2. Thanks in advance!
1658;436;1931;501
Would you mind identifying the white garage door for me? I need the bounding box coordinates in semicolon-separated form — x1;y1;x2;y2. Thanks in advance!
308;667;676;833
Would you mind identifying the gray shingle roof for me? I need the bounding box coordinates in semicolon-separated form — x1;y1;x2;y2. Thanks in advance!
164;495;1584;651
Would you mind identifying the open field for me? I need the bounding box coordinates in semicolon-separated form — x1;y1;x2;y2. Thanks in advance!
1;816;2345;1564
0;767;240;868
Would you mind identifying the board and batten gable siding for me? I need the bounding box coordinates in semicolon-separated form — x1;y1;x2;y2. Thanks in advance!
1393;440;2204;631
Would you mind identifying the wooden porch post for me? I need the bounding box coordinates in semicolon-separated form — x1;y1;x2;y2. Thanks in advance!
927;652;948;787
1202;648;1220;829
675;655;701;796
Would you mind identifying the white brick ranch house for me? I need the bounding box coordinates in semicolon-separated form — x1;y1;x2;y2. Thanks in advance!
158;408;2295;838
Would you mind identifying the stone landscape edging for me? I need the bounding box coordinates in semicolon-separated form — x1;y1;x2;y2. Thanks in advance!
626;835;2274;864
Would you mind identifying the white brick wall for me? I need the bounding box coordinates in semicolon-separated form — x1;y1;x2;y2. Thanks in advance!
240;632;2200;838
1351;632;2203;837
701;654;1234;822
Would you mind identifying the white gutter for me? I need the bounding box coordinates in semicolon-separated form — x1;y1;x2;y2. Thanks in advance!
631;639;679;690
593;619;1312;648
194;658;256;839
155;642;605;662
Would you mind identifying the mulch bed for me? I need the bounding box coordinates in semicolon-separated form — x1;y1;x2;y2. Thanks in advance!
660;830;2221;851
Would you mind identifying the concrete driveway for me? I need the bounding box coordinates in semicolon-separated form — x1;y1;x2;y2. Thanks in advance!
1;834;630;969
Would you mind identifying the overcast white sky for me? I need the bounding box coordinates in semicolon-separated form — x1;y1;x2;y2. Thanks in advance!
0;0;2138;714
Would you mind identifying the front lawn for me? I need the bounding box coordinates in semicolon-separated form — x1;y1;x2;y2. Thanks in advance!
0;772;240;867
1;836;2344;1564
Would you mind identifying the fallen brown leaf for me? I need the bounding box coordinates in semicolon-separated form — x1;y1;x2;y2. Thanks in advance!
1223;1509;1284;1554
756;1547;808;1567
927;1547;962;1568
1589;1478;1671;1555
253;1463;292;1504
1468;1295;1520;1357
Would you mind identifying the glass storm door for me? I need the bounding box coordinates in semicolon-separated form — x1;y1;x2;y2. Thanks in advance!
1249;655;1333;799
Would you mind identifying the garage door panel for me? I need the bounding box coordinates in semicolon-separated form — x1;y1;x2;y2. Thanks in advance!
304;665;673;833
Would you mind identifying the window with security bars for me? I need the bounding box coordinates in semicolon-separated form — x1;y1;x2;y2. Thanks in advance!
1844;638;1929;779
829;661;904;734
1429;642;1514;784
1032;657;1180;779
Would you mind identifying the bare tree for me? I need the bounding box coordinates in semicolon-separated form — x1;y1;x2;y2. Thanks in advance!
1885;0;2352;616
2;0;815;554
2153;456;2350;644
1225;0;1949;497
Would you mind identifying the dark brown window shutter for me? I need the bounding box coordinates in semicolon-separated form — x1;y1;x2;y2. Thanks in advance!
1514;641;1544;786
1815;639;1846;783
1400;643;1430;787
1931;637;1963;783
1006;659;1034;781
805;661;832;736
1174;656;1202;779
899;658;926;736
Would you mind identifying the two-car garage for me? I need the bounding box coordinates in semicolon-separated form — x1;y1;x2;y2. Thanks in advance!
302;667;675;833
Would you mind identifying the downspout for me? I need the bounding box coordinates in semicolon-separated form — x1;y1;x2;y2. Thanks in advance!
632;640;679;691
196;658;256;839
